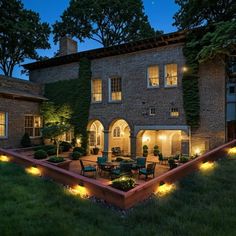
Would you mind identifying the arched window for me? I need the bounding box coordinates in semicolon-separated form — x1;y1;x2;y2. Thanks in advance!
113;126;121;137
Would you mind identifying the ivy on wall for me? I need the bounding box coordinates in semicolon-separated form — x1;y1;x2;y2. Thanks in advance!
182;30;204;129
44;57;91;151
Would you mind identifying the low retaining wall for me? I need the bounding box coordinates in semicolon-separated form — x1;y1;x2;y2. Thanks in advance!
0;139;235;209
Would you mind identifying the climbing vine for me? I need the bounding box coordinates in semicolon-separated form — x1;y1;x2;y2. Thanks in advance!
44;57;91;151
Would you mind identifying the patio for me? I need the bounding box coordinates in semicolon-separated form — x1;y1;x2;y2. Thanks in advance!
70;154;169;185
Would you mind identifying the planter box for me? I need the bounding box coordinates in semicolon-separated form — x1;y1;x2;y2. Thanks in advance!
44;159;72;170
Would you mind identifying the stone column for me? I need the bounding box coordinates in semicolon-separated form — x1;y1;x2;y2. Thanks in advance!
102;130;112;161
130;133;137;159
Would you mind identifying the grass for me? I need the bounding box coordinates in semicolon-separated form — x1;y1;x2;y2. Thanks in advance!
0;159;236;236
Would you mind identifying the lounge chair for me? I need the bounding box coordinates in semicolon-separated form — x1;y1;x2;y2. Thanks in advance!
79;160;96;177
110;161;133;179
139;162;156;180
97;156;110;176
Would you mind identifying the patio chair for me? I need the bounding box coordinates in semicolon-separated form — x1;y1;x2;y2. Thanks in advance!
131;157;146;171
97;156;110;176
138;162;156;180
111;147;122;156
79;160;96;178
110;161;133;179
158;153;168;165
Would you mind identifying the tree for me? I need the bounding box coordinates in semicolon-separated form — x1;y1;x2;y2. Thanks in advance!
0;0;50;76
41;102;72;157
53;0;158;47
174;0;236;29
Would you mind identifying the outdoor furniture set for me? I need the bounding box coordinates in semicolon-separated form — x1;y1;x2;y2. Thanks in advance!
79;157;157;180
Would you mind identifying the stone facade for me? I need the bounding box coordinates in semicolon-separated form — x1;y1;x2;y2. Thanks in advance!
0;76;45;148
26;40;226;157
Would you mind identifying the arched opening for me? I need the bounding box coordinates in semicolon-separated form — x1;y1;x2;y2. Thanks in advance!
87;120;104;155
136;130;187;157
109;119;131;156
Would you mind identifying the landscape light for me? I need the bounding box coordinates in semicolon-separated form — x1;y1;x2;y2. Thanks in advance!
199;162;216;172
155;183;176;197
0;155;10;162
68;185;88;198
25;166;41;176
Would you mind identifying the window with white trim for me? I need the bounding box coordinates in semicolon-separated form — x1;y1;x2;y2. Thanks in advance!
0;112;7;137
113;126;121;137
91;79;102;102
170;108;179;117
147;65;159;87
110;77;122;101
24;115;42;137
149;107;156;116
165;64;178;87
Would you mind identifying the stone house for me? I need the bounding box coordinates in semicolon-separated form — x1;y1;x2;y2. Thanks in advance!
0;75;47;148
22;30;232;159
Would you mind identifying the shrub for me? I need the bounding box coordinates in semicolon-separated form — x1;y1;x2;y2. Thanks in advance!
73;147;85;155
180;156;189;163
60;141;72;152
143;145;148;157
153;145;160;156
48;156;64;163
21;133;31;147
34;150;47;159
47;148;57;156
71;151;81;160
168;159;177;169
111;177;136;191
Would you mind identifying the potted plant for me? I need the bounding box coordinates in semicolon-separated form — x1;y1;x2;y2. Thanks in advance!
93;146;99;155
46;156;71;170
153;145;160;156
143;145;148;157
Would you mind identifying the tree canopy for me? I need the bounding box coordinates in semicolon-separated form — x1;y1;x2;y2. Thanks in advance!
174;0;236;29
0;0;50;76
53;0;159;47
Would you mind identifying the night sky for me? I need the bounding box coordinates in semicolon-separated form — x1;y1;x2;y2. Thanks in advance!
16;0;179;79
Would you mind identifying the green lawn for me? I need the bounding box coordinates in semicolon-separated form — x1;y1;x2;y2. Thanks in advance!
0;159;236;236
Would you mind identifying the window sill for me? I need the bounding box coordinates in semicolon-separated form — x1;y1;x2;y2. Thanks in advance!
91;101;102;104
147;86;160;89
108;101;122;104
164;85;178;89
30;136;42;139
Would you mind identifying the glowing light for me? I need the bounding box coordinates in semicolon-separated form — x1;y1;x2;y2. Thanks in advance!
68;185;88;198
159;135;167;141
194;148;201;155
155;183;176;197
182;66;188;72
142;136;150;142
199;162;216;172
25;167;41;176
228;147;236;156
0;155;10;162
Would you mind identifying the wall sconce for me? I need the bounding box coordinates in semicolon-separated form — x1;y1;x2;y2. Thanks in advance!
142;136;150;142
182;66;188;72
159;135;167;141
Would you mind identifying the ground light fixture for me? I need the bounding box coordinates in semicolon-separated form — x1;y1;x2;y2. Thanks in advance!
68;185;88;199
199;161;216;172
228;147;236;158
0;155;10;162
155;183;176;197
25;166;41;176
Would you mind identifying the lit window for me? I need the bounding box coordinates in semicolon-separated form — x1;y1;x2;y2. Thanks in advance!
147;66;159;87
89;131;96;146
110;78;122;101
91;79;102;102
165;64;178;87
24;115;42;137
0;112;7;137
149;107;156;116
170;108;179;117
113;126;121;137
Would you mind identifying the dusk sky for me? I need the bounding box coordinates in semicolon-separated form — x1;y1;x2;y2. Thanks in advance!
16;0;179;79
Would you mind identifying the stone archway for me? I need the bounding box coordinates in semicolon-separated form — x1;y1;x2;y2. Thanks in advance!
109;119;131;156
87;120;104;155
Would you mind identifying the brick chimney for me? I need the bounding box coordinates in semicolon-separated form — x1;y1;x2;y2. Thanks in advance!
59;36;78;56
